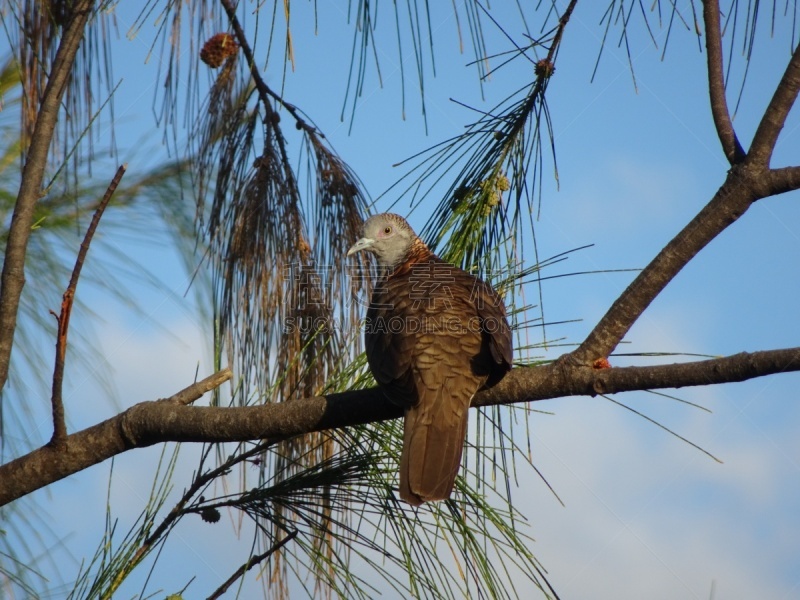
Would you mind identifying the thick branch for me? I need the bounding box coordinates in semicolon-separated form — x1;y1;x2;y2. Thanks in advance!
475;348;800;407
571;163;768;364
571;15;800;367
2;348;799;507
0;0;95;393
0;369;232;506
749;41;800;165
702;0;745;164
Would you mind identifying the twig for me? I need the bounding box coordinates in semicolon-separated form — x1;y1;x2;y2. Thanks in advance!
49;164;127;446
217;0;307;209
0;0;95;394
548;0;578;60
702;0;745;164
207;530;298;600
103;434;266;596
218;0;318;135
496;0;577;146
164;368;234;406
164;440;266;521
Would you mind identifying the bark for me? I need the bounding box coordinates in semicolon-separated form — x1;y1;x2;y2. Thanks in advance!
749;41;800;166
50;166;127;446
2;347;799;506
571;162;769;365
0;0;96;393
702;0;745;164
770;166;800;194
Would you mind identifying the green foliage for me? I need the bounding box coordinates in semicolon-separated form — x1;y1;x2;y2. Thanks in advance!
0;50;206;595
68;447;180;600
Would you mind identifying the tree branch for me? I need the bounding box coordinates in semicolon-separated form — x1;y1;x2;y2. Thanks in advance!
2;348;799;507
207;530;298;600
769;165;800;195
568;8;800;366
702;0;745;164
219;0;317;135
49;165;126;447
749;41;800;165
0;368;232;506
476;348;800;407
571;163;768;364
0;0;95;394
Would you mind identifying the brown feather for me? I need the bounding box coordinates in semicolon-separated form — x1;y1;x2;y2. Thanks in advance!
355;214;512;504
368;257;511;504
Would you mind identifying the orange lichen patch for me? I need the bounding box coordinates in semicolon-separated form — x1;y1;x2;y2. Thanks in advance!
593;358;612;370
535;58;555;79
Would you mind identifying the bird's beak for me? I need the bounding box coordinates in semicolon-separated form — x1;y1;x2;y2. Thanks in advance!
347;237;375;257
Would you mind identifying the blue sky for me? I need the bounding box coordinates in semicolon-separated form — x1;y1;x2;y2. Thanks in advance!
6;1;800;598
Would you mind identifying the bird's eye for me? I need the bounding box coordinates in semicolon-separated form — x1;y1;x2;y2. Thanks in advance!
384;226;392;234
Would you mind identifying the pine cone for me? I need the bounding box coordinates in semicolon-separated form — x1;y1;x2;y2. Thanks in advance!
200;33;238;68
200;507;221;523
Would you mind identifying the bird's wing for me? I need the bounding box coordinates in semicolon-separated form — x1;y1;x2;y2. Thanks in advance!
365;259;512;504
365;278;419;407
470;277;513;384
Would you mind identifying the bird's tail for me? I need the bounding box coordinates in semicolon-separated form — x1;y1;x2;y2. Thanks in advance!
399;383;471;505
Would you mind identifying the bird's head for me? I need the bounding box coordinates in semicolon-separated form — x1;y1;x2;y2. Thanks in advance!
347;213;420;270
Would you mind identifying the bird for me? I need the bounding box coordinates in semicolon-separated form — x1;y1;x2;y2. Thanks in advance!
347;213;512;505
